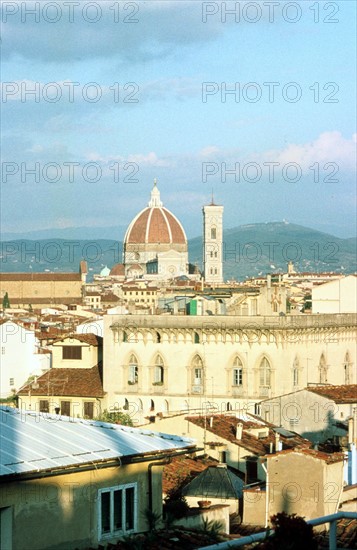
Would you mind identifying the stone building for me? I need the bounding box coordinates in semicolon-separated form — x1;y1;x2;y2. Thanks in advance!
103;313;357;418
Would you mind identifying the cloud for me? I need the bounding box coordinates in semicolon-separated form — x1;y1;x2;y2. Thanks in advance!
1;1;224;64
264;132;357;173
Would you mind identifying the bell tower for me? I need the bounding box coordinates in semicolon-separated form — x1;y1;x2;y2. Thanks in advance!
202;197;224;284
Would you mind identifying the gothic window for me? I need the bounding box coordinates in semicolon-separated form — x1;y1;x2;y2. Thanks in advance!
211;227;217;239
128;354;138;384
154;355;164;384
319;353;328;384
293;357;299;387
343;352;351;384
259;357;271;387
192;355;203;385
232;356;243;386
194;332;200;344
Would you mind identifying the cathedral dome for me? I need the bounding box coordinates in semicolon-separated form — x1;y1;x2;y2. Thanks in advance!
124;181;187;246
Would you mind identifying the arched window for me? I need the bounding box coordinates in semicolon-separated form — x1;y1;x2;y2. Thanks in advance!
123;398;129;410
128;354;138;384
211;227;217;239
194;332;200;344
259;357;271;387
227;402;232;411
154;355;164;384
319;353;327;384
150;399;155;412
343;352;351;384
233;356;243;386
156;331;161;343
293;357;299;387
192;355;203;385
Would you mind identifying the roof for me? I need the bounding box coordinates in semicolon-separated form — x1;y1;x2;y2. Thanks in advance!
307;385;357;404
266;448;345;464
17;364;104;398
0;273;82;281
186;415;311;456
182;465;245;499
52;333;102;346
163;455;218;495
109;263;125;276
123;183;187;246
0;406;196;479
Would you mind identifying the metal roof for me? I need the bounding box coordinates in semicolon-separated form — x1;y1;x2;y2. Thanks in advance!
182;465;245;499
0;407;195;479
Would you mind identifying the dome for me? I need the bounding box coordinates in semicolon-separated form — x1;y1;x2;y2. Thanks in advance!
124;182;187;246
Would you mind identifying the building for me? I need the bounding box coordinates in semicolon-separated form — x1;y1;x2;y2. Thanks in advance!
122;180;189;279
312;275;357;314
17;363;104;418
260;385;357;445
103;313;357;417
0;262;87;309
0;406;196;550
0;320;50;399
243;448;346;526
202;200;224;284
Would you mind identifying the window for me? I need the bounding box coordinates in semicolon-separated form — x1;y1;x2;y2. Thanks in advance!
343;352;351;384
1;347;5;355
293;357;299;387
154;355;164;384
84;401;94;419
62;346;82;360
61;401;71;416
192;355;203;386
128;354;138;384
211;227;217;239
194;332;200;344
98;484;137;539
233;356;243;386
39;400;49;413
9;378;14;387
259;357;271;387
319;353;327;384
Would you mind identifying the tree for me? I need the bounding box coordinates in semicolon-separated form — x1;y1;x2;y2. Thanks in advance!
2;292;10;309
95;409;133;426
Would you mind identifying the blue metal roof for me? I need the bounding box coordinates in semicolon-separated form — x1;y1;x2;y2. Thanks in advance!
0;407;196;478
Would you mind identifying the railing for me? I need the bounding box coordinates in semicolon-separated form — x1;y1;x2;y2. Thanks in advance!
198;511;357;550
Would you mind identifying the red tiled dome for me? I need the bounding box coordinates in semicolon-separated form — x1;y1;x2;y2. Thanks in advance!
124;206;187;245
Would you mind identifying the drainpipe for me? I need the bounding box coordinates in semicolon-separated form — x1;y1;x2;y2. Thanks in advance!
261;461;269;528
148;458;170;512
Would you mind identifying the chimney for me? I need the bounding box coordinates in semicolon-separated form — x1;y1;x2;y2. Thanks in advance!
275;432;280;452
236;423;243;440
218;450;227;464
269;442;274;454
210;417;213;428
267;274;271;289
348;416;354;446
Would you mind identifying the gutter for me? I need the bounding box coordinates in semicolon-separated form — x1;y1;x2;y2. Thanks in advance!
0;446;200;485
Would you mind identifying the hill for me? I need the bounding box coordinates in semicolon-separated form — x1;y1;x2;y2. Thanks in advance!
1;223;355;281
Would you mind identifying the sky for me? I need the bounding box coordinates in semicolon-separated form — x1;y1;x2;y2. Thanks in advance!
1;0;356;239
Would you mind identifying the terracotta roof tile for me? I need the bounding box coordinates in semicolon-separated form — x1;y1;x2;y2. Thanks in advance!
52;333;102;346
126;207;186;245
186;415;311;456
163;455;218;495
17;363;104;397
307;385;357;404
0;272;81;281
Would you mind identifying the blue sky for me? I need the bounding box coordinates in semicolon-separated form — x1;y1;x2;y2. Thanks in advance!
1;0;356;238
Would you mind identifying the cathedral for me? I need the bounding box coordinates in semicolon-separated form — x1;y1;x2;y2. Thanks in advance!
115;180;224;283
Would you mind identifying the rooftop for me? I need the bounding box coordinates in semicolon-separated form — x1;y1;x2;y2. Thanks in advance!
186;415;311;456
0;406;196;479
17;363;104;398
307;384;357;404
